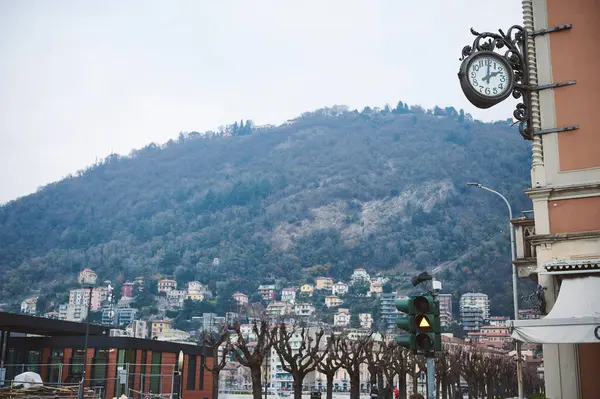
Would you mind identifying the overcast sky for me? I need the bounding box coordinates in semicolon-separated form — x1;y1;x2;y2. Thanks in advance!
0;0;524;204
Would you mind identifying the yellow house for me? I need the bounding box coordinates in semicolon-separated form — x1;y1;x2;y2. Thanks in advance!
300;284;314;297
185;292;204;301
315;277;334;290
150;320;172;338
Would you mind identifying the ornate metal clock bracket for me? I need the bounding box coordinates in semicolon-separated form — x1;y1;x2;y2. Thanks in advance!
521;284;547;315
459;23;577;140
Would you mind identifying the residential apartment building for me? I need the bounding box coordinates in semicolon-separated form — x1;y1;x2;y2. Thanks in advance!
332;281;348;296
459;293;489;321
333;309;351;327
232;292;249;306
150;320;173;338
90;286;110;311
66;288;92;322
157;279;177;293
293;303;316;318
258;285;276;301
281;287;297;304
121;282;136;298
266;301;293;320
438;293;453;328
380;292;401;331
506;1;600;397
350;268;370;283
166;289;186;307
324;295;343;308
315;277;334;290
20;297;37;315
77;268;97;285
359;313;373;329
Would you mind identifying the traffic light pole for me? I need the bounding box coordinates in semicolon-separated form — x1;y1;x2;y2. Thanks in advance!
426;357;435;399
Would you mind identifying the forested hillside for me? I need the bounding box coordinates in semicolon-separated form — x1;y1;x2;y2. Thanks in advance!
0;103;532;315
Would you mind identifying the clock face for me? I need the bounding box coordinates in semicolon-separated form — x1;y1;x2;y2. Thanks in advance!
467;55;511;98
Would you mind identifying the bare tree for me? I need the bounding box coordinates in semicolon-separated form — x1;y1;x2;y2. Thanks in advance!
316;334;342;399
201;324;231;399
272;324;327;399
337;335;372;399
230;319;275;399
391;345;409;399
365;339;387;397
379;340;399;399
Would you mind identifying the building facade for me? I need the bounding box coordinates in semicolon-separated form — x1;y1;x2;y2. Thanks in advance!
0;312;213;399
507;1;600;398
438;293;453;328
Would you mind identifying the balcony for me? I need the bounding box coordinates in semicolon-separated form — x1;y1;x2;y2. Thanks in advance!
511;212;537;279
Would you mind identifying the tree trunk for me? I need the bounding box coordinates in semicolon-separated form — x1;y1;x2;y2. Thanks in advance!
326;373;334;399
397;372;407;399
441;381;447;399
212;371;220;399
350;372;360;399
411;373;418;394
293;372;304;399
251;367;263;399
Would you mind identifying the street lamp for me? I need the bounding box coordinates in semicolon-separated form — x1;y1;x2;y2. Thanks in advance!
466;182;523;399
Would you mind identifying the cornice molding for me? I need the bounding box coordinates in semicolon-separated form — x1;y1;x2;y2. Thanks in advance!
526;182;600;201
529;230;600;245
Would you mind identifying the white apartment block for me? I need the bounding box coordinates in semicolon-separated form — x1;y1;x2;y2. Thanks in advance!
332;282;348;296
281;287;297;304
333;309;351;327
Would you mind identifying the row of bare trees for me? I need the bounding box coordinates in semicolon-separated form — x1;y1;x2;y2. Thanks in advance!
201;320;543;399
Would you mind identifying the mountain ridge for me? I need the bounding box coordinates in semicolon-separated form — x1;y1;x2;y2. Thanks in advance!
0;103;533;316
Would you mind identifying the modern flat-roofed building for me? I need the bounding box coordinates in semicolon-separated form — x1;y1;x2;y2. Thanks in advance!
0;311;213;399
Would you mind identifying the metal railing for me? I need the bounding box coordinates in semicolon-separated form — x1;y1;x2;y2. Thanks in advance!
0;363;178;399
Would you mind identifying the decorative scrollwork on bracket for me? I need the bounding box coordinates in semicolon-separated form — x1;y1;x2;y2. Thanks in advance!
521;284;546;315
459;26;533;140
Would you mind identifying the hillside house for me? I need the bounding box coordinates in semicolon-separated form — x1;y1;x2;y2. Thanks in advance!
258;285;276;301
294;303;316;317
281;287;297;304
77;268;97;285
232;292;249;306
350;268;370;283
332;281;349;296
359;313;373;329
325;295;343;308
157;279;177;293
20;297;37;315
315;277;334;290
300;284;314;297
167;290;186;307
334;309;351;327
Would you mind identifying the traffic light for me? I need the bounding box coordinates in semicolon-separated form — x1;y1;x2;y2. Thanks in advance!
396;294;442;353
395;297;416;350
412;295;442;353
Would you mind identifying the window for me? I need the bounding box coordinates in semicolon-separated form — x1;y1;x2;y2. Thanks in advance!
47;349;64;384
91;349;109;392
27;351;41;374
199;356;205;390
69;349;86;379
186;356;196;390
150;352;162;394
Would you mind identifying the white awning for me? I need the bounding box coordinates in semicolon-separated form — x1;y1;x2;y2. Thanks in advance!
511;275;600;343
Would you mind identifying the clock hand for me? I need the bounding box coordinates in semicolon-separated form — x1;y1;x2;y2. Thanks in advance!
486;63;490;83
